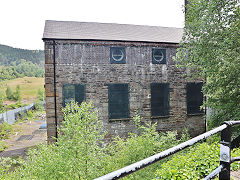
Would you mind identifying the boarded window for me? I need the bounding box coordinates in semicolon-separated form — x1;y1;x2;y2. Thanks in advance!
62;84;85;107
151;83;169;116
108;84;129;119
187;82;203;114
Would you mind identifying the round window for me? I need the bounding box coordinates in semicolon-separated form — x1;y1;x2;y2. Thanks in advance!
153;49;164;62
112;48;124;61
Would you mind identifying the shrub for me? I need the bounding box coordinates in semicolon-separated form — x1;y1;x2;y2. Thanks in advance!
13;85;21;102
0;123;13;140
5;85;22;102
5;102;189;179
101;114;191;180
0;157;24;178
37;88;45;101
9;101;106;179
0;141;8;152
154;142;240;179
33;100;44;111
6;86;13;100
8;102;25;110
26;110;34;118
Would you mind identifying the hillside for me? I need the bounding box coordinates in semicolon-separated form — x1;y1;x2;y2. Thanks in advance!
0;44;44;66
0;44;44;80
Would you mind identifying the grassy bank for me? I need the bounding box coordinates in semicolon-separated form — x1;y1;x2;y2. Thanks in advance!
0;77;44;104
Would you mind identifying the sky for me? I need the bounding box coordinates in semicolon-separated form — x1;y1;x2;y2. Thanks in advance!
0;0;185;50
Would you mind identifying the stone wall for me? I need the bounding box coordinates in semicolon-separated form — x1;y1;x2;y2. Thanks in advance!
44;40;205;143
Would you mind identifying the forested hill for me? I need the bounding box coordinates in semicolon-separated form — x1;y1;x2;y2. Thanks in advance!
0;44;44;65
0;44;45;80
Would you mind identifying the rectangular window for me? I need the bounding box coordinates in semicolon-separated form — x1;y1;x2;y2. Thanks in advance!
151;83;169;116
62;84;85;107
108;83;129;119
187;82;203;114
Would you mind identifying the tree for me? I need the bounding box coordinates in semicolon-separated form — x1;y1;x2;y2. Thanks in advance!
6;86;13;100
176;0;240;127
0;92;5;113
14;85;21;102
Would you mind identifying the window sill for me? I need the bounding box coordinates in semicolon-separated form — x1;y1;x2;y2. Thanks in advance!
109;117;131;121
187;113;204;116
151;115;170;119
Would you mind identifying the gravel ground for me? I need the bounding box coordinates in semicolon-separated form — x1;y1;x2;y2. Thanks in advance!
0;115;47;158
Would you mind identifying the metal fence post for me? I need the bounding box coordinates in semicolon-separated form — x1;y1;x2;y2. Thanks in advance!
219;122;231;180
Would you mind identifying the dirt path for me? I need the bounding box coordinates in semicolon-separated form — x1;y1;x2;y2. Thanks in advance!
0;115;47;157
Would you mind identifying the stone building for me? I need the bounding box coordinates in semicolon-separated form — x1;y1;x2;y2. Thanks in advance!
42;20;205;143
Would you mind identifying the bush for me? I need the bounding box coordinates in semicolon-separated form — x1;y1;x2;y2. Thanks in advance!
5;102;191;179
33;100;44;111
8;101;106;179
5;85;21;102
0;92;5;113
13;85;21;102
8;102;25;110
4;102;239;179
6;86;13;100
37;88;45;101
154;142;240;179
102;115;189;179
0;123;13;140
0;141;8;152
0;157;24;177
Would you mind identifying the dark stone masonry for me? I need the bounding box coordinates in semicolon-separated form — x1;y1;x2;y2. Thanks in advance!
43;21;205;143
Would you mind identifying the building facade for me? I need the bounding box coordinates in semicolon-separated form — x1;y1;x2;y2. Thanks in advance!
43;20;205;142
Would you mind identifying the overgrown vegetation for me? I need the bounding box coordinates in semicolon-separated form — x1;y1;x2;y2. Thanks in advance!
2;102;186;179
0;123;13;152
6;85;21;102
0;157;24;177
175;0;240;128
0;59;44;81
2;102;239;179
0;123;13;140
154;142;240;179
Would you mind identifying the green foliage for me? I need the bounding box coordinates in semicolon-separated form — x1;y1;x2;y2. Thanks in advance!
7;102;25;110
0;43;44;81
37;88;45;101
154;142;240;179
0;44;44;65
6;86;13;100
5;85;22;101
175;0;240;126
34;100;44;111
0;92;5;113
8;101;105;179
14;85;21;102
104;126;187;179
0;157;24;178
0;141;8;152
0;59;44;81
5;102;186;179
25;110;34;119
0;123;13;140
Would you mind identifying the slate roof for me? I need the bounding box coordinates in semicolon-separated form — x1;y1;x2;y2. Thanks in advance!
43;20;183;44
